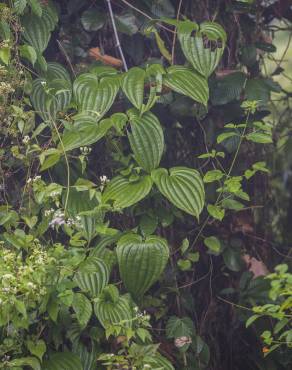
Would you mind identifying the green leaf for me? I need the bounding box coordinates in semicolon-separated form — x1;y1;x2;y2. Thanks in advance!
81;8;105;31
166;316;194;352
203;169;224;183
28;0;42;16
217;132;238;144
246;132;273;144
211;72;246;105
26;340;46;361
128;110;164;172
72;293;93;327
19;44;37;65
40;151;61;171
21;2;58;53
177;259;192;271
0;47;11;65
13;0;27;15
207;204;225;220
94;285;133;328
115;11;138;35
74;257;109;297
31;64;72;120
103;175;153;209
122;67;145;110
246;314;260;328
43;353;83;370
146;354;175;370
154;30;172;63
204;236;221;254
117;233;169;299
31;78;72;121
178;20;226;77
152;167;205;219
164;66;209;106
9;357;41;370
73;73;120;119
166;316;194;339
61;115;115;151
223;248;244;272
221;198;245;210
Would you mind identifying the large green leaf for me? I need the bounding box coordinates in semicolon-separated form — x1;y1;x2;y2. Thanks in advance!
178;20;226;77
72;341;99;370
73;73;120;119
43;352;82;370
61;115;115;151
31;78;72;121
102;175;153;209
9;357;40;370
210;72;246;105
21;2;58;53
90;234;121;271
128;110;164;172
94;285;133;328
117;233;169;299
145;354;175;370
163;66;209;106
31;63;72;121
122;67;145;110
74;257;109;297
72;293;92;327
152;167;205;219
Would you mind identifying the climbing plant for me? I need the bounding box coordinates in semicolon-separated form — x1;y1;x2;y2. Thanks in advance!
0;1;291;369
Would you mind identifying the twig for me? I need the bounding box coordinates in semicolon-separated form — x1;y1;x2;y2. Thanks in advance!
171;0;183;65
106;0;128;71
57;40;76;77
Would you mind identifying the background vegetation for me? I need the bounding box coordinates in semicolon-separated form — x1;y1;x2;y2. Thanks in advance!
0;0;292;369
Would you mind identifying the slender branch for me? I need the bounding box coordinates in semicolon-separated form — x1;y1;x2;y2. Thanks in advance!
106;0;128;71
171;0;183;65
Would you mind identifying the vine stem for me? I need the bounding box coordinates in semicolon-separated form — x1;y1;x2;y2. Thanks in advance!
50;116;70;215
191;110;251;249
106;0;128;71
171;0;183;64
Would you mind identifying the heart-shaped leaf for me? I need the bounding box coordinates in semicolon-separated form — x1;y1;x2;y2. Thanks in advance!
102;175;153;209
72;293;92;327
178;21;226;78
31;63;72;121
122;67;145;110
43;353;82;370
74;257;109;297
152;167;205;219
117;233;169;299
94;285;133;328
61;115;115;151
163;66;209;106
73;73;120;119
128;110;164;172
21;2;58;53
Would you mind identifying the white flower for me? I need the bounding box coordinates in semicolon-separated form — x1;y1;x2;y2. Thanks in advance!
33;176;41;182
27;282;36;289
26;177;32;184
44;208;54;217
49;210;65;228
22;135;30;144
40;81;47;86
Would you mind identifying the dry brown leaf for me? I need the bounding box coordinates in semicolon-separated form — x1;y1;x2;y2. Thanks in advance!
89;47;123;68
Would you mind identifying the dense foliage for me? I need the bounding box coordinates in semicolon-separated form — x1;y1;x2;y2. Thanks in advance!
0;0;291;369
